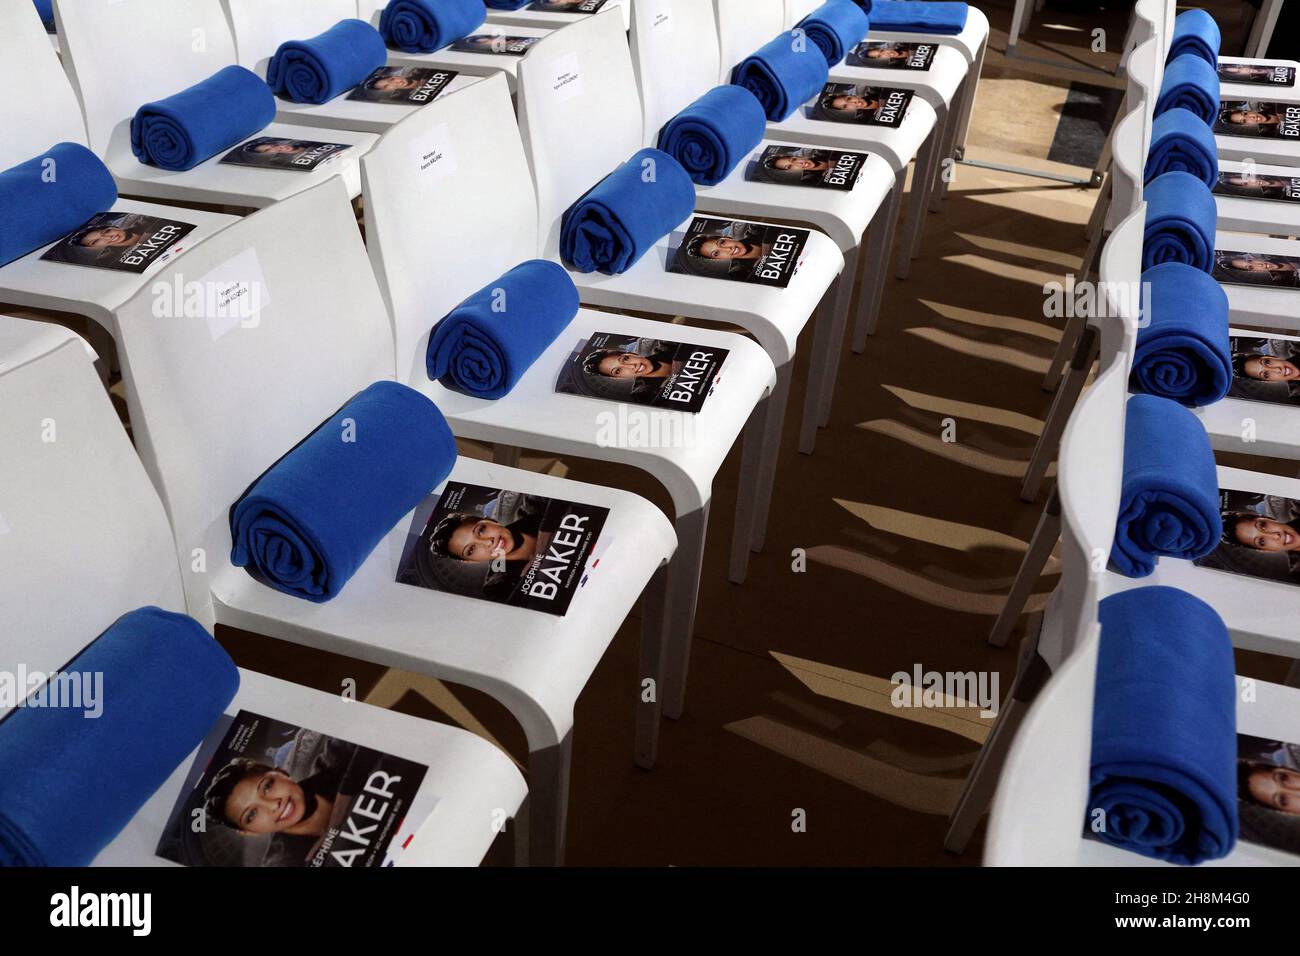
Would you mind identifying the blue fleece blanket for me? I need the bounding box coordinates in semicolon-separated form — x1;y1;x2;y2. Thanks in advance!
731;31;831;122
130;66;276;171
1142;170;1217;273
0;607;238;866
657;85;767;186
798;0;871;67
231;381;456;601
32;0;54;29
0;143;118;268
1090;586;1237;865
1155;53;1220;123
486;0;530;7
868;0;967;34
267;19;388;105
1131;262;1231;407
1144;107;1218;187
1110;393;1221;578
1167;8;1220;68
379;0;484;54
560;147;696;274
427;260;579;398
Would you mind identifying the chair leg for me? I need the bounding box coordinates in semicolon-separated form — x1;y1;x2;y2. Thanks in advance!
730;393;772;585
931;100;960;211
1021;325;1098;503
816;245;861;429
1006;0;1030;56
988;489;1062;648
636;562;669;767
851;177;903;352
512;795;530;867
527;730;573;867
1084;165;1112;241
1040;288;1091;392
661;504;710;721
800;275;850;455
953;37;987;158
897;127;941;279
748;360;793;553
946;616;1052;853
492;443;522;468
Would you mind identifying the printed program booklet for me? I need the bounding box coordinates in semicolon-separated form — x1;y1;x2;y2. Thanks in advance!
809;83;914;127
1218;62;1297;87
450;34;542;56
1213;250;1300;288
846;41;936;71
219;137;352;172
1214;171;1300;203
40;211;195;274
1214;100;1300;138
555;331;727;412
1237;733;1300;854
396;482;608;617
746;145;866;190
529;0;608;12
154;710;432;868
347;66;458;104
1193;488;1300;588
1227;334;1300;406
667;216;810;289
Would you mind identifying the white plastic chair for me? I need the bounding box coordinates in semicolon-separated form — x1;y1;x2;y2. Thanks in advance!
628;0;895;452
360;73;777;720
0;1;236;368
713;0;943;280
515;10;848;584
222;0;480;134
0;315;527;867
110;176;678;866
55;0;379;209
357;0;631;33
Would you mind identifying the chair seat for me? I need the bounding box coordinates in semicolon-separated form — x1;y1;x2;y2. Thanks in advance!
207;456;676;749
867;5;989;67
829;43;968;110
0;198;236;325
764;96;939;174
104;120;379;208
271;73;483;134
421;307;777;513
486;0;630;33
1218;56;1300;104
93;668;527;867
385;27;552;94
1217;119;1300;169
1218;232;1300;330
565;221;845;365
1215;160;1300;235
1075;675;1300;867
695;144;895;253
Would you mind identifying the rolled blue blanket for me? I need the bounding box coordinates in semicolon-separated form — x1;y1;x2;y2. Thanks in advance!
267;19;388;105
1110;393;1222;578
427;260;579;398
731;31;831;122
798;0;871;67
657;86;767;186
486;0;530;7
130;66;276;171
379;0;484;54
0;143;117;268
1090;586;1237;865
1155;53;1220;123
868;0;968;34
1131;262;1231;407
231;381;456;602
1144;107;1217;187
1142;170;1217;272
0;607;239;866
560;147;697;274
1167;8;1220;68
32;0;54;29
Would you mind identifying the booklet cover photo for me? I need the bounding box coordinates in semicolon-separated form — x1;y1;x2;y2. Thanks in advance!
347;66;458;103
746;146;867;190
155;711;432;868
555;332;727;413
41;212;195;274
220;137;352;171
667;216;810;289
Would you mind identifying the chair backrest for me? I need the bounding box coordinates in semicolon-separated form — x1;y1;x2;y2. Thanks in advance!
983;621;1100;866
0;1;88;168
784;0;823;29
1096;203;1144;370
1156;0;1177;60
0;318;187;717
713;0;788;84
1128;0;1162;54
356;0;385;28
362;73;539;384
1124;37;1159;158
112;178;395;624
515;10;646;259
58;0;241;156
629;0;723;147
1106;107;1145;231
222;0;360;75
